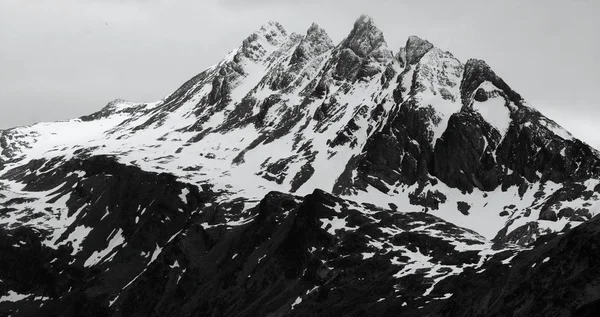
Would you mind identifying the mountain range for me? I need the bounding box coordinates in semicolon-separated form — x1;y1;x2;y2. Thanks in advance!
1;15;599;316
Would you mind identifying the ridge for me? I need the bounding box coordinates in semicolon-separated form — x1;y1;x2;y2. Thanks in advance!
460;58;523;107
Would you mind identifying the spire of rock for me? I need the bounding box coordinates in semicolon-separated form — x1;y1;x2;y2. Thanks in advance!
340;14;392;62
403;35;434;65
306;22;322;36
289;23;334;67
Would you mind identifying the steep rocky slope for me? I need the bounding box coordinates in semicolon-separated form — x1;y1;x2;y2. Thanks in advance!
434;208;600;317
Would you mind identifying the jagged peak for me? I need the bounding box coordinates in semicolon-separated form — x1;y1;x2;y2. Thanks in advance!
306;22;322;35
304;22;333;43
401;35;434;65
407;35;427;43
259;21;287;37
243;21;289;47
289;22;334;67
354;14;375;28
340;14;392;62
461;59;523;107
233;21;290;63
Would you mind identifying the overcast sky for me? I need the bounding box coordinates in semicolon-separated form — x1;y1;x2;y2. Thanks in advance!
1;0;599;148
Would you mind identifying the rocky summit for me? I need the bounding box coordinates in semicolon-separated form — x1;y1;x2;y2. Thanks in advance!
1;15;600;317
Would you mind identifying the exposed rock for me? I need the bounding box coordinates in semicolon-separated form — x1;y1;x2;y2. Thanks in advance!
539;207;558;221
409;189;447;210
236;21;288;62
289;23;334;68
0;168;492;317
460;59;522;107
334;48;363;80
404;35;434;65
254;94;282;127
473;88;488;102
433;112;502;193
2;16;600;317
557;207;591;221
208;76;231;106
437;215;600;317
457;201;471;215
340;14;392;62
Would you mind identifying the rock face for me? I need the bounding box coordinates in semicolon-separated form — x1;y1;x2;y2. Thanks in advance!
289;23;334;70
435;214;600;317
340;14;393;62
404;35;434;65
1;15;600;316
0;156;216;316
460;59;522;107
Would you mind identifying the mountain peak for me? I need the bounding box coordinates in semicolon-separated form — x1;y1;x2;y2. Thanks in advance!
461;58;523;107
259;21;287;36
289;22;334;67
307;22;322;35
304;22;331;41
404;35;434;65
354;14;375;28
254;20;288;46
234;21;289;63
340;14;392;62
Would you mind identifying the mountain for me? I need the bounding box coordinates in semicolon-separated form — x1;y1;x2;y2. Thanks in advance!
1;15;599;316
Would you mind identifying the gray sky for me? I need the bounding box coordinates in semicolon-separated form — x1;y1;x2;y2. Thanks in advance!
1;0;599;148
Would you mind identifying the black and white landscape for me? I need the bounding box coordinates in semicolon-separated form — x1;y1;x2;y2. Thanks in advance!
1;15;600;317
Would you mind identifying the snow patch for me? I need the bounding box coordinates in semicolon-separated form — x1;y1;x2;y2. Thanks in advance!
291;296;302;310
0;291;31;303
84;229;125;267
472;95;511;136
179;187;190;205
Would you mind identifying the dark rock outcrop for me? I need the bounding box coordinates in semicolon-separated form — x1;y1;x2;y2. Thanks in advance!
404;35;434;65
460;59;522;107
0;162;490;317
433;111;502;193
435;215;600;317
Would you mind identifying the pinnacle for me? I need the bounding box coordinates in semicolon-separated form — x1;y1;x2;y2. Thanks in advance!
407;35;427;43
341;14;392;61
303;22;333;47
354;14;375;28
289;22;334;66
404;35;434;65
307;22;321;35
